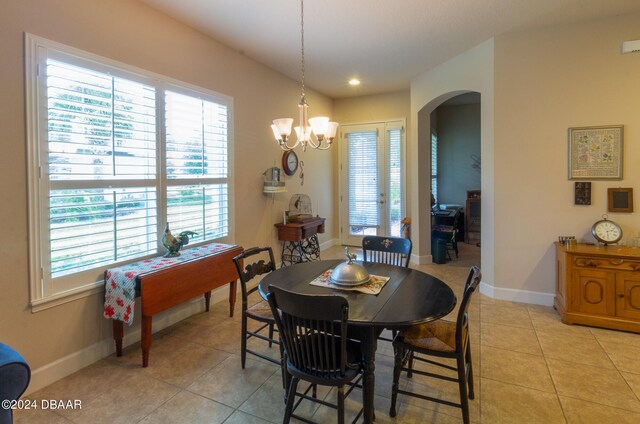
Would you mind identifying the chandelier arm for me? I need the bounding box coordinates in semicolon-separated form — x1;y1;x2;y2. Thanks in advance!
279;138;301;151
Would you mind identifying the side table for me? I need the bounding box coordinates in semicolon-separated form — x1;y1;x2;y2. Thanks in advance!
274;217;325;266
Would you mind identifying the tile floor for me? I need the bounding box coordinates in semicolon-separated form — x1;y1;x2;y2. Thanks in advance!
14;243;640;423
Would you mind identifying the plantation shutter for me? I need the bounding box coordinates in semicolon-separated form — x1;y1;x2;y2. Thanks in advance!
45;58;158;278
347;130;379;230
165;91;229;241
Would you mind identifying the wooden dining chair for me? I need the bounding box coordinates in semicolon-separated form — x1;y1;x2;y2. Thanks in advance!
232;247;281;369
389;266;481;424
362;235;412;342
267;286;364;424
362;235;412;268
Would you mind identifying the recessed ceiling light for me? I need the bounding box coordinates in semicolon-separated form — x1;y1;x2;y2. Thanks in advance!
348;78;361;86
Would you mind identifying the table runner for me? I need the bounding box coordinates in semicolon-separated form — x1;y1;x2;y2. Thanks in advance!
103;243;233;325
309;269;390;295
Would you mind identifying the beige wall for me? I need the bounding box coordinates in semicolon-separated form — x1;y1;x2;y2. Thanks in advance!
410;40;495;279
493;13;640;296
0;0;336;374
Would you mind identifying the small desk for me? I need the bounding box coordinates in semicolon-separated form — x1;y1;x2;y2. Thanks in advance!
106;244;242;367
259;260;456;424
274;217;325;266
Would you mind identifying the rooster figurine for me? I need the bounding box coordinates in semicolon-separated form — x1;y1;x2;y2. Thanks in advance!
162;223;198;257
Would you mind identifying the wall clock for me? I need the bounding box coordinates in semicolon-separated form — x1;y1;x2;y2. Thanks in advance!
282;150;299;176
591;214;622;245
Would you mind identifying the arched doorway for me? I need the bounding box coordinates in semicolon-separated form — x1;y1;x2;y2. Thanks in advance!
415;90;482;265
427;92;481;264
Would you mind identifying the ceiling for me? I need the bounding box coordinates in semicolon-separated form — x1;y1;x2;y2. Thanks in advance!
139;0;640;99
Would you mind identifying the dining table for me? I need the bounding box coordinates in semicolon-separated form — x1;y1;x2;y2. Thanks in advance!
258;259;457;424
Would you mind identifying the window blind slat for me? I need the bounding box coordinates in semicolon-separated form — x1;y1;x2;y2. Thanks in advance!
348;131;379;228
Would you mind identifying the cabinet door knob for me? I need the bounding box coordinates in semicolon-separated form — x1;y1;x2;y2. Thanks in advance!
617;293;625;299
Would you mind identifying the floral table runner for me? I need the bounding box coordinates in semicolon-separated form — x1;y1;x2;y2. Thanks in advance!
309;269;390;295
103;243;234;325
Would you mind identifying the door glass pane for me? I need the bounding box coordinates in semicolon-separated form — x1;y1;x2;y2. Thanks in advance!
347;131;378;235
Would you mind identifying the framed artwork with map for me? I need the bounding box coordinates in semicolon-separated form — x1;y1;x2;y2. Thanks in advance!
568;125;623;180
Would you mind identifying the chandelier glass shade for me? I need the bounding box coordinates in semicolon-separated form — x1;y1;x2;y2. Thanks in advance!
271;0;338;151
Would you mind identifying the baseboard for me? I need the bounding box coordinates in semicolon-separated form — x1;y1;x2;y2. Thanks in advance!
411;253;432;265
319;238;338;251
25;284;232;395
479;281;554;306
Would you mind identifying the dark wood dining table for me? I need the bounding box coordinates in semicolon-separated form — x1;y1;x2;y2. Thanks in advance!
258;259;457;424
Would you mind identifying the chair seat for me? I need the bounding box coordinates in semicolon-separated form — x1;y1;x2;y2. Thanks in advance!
432;225;456;233
399;320;457;352
246;299;274;320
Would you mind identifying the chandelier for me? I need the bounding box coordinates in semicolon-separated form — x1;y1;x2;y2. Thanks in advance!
271;0;338;151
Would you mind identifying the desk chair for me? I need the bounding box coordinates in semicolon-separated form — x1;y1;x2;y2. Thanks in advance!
432;210;461;260
390;266;481;424
0;343;31;424
233;247;281;369
268;286;364;424
362;235;412;342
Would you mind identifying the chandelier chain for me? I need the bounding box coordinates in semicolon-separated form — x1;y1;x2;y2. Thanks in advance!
300;0;305;98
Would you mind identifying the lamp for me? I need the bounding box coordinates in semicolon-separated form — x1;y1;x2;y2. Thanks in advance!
271;0;338;151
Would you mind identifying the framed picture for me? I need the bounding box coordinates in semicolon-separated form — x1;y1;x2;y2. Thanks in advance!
574;182;591;205
608;187;633;213
568;125;623;180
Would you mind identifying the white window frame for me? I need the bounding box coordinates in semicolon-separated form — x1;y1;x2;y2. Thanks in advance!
25;34;235;311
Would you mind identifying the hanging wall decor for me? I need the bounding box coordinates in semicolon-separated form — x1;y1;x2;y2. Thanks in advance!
568;125;623;180
574;182;591;205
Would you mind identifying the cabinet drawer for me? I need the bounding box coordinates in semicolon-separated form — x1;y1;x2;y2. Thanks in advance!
573;255;640;272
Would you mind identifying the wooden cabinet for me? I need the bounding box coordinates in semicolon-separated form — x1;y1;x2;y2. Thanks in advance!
465;190;480;244
555;242;640;333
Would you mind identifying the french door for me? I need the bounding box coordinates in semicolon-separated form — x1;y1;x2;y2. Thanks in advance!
340;121;405;246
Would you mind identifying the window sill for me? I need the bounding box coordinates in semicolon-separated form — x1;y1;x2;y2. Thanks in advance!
31;281;104;313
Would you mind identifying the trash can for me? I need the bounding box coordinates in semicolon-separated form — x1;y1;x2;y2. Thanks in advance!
431;238;447;264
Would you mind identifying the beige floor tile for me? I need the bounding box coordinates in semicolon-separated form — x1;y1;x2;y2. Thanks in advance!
222;410;273;424
529;308;595;339
144;341;229;388
196;320;245;354
590;327;640;348
13;408;73;424
187;355;278;408
401;375;480;422
537;332;614;369
393;401;466;423
28;359;131;404
559;396;640;424
546;358;640;412
599;340;640;374
621;371;640;399
138;390;233;424
480;378;565;423
60;373;180;424
238;372;321;423
481;345;555;393
480;322;542;355
480;303;533;329
107;332;186;369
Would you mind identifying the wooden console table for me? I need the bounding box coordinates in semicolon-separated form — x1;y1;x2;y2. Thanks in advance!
555;242;640;333
274;217;325;266
105;244;242;366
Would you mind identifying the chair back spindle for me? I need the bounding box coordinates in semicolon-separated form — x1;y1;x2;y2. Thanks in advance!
362;236;412;268
267;286;357;380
